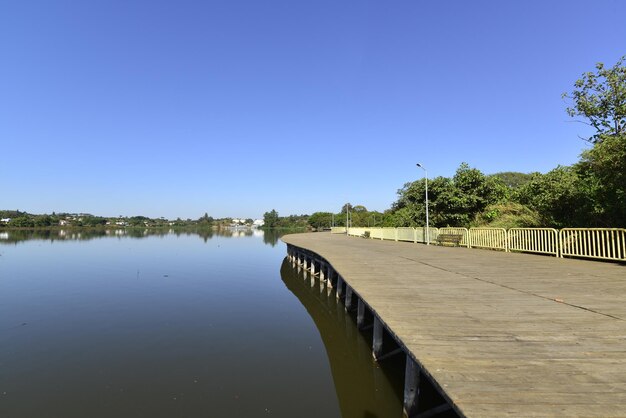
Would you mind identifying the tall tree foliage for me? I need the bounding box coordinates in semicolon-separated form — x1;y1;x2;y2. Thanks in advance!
263;209;279;228
390;163;507;227
563;55;626;143
513;166;596;227
579;134;626;225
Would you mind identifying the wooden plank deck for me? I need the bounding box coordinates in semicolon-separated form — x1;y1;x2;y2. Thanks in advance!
281;232;626;417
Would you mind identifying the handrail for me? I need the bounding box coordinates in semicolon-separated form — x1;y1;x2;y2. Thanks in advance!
337;226;624;263
381;227;397;241
469;228;507;251
560;228;626;261
396;227;416;243
508;228;559;256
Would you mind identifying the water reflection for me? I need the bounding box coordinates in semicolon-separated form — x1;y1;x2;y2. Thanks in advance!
280;259;404;418
0;231;339;418
0;228;402;418
0;227;301;246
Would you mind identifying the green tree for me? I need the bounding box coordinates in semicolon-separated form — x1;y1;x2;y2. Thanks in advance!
33;215;54;227
490;172;533;189
308;212;333;229
579;133;626;225
563;55;626;143
514;166;596;227
198;213;214;226
474;202;542;229
390;163;507;227
9;216;34;227
440;163;508;225
263;209;279;228
392;176;452;226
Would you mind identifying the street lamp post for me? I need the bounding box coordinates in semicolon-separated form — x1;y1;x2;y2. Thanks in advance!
416;163;430;245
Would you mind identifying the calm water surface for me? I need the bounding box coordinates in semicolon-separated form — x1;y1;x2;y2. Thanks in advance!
0;229;402;417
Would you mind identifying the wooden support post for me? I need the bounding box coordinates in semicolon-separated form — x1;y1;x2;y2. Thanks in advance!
319;262;326;282
336;276;344;299
345;286;353;311
311;259;316;276
357;298;366;330
297;253;303;274
403;355;420;418
373;317;383;359
326;266;334;288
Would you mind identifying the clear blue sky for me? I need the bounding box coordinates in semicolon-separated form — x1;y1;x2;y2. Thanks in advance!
2;0;625;220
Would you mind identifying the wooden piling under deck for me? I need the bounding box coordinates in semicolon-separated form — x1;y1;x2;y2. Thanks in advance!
282;232;626;417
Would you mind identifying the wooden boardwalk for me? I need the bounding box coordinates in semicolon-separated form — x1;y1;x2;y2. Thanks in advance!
282;232;626;417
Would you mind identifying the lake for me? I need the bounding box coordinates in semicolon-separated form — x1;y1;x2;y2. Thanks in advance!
0;229;403;418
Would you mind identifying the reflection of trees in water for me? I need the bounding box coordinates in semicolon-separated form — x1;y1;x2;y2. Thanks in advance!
263;229;281;246
262;228;307;246
0;227;300;246
0;228;109;244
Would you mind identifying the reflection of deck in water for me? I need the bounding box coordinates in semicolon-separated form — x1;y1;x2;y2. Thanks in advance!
282;232;626;418
280;259;405;418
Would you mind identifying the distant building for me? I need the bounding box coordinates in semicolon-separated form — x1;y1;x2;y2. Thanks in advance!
0;218;11;224
253;219;265;227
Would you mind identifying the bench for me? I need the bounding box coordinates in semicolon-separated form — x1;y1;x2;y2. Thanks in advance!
436;234;463;247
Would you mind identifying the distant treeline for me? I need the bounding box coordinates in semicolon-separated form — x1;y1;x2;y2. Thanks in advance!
268;140;624;231
0;211;237;229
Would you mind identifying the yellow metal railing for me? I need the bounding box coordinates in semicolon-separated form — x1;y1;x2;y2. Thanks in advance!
381;227;397;241
426;227;440;244
396;227;415;242
560;228;626;261
508;228;559;256
347;227;367;237
438;227;470;247
338;226;623;263
370;228;384;240
469;228;508;251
